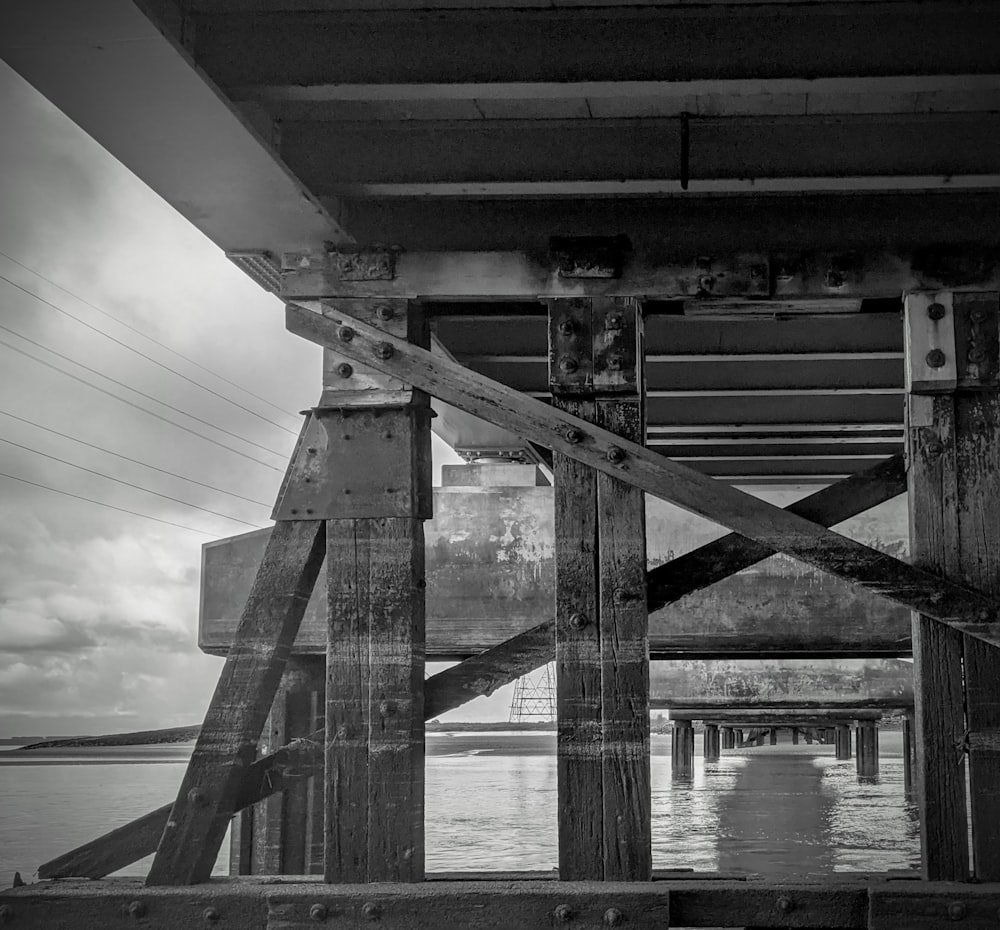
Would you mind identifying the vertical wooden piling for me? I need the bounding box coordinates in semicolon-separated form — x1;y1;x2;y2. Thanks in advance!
769;728;778;746
835;724;852;761
321;299;432;884
550;298;650;880
704;724;720;762
903;713;914;794
791;728;799;746
904;290;1000;879
672;719;694;778
857;721;880;779
721;727;735;750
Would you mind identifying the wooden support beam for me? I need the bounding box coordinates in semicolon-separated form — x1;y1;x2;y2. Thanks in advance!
146;519;326;886
286;302;1000;646
856;722;880;779
282;246;1000;301
672;719;694;779
704;724;720;762
905;290;1000;881
192;4;999;88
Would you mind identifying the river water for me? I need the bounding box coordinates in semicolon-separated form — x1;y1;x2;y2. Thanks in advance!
0;731;918;881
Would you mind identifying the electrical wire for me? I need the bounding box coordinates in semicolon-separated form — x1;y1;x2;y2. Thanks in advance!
0;321;289;459
0;269;300;435
0;408;272;508
0;336;285;473
0;248;300;421
0;470;223;536
0;435;262;528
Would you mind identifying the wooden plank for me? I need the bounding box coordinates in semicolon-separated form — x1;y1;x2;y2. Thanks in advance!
286;303;1000;645
281;114;1000;190
647;451;906;612
146;519;326;886
553;398;603;881
596;399;651;880
282;247;1000;301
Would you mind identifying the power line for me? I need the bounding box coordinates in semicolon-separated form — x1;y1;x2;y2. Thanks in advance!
0;408;272;508
0;336;285;473
0;321;289;459
0;268;300;435
0;435;263;528
0;470;223;537
0;248;300;421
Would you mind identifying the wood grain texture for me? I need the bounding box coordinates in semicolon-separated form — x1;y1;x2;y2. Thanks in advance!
554;398;603;881
646;452;906;612
596;400;651;880
146;519;326;886
325;518;425;882
907;395;970;881
287;303;1000;644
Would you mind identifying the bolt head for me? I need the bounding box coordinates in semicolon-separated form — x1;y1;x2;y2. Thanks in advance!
948;901;967;921
310;903;329;922
339;326;355;342
605;314;623;330
375;342;395;360
927;302;947;321
187;787;207;807
336;362;354;378
971;307;988;323
564;428;584;444
926;438;945;458
554;904;574;922
603;907;624;927
557;320;576;337
127;901;146;919
968;347;988;363
569;612;588;630
307;447;318;454
926;348;947;369
558;357;579;374
362;902;382;921
376;305;395;322
607;446;626;465
203;907;220;923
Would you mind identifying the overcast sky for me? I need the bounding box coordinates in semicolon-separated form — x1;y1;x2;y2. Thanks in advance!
0;62;526;737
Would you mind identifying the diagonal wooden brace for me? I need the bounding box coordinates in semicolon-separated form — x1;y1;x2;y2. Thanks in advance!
287;302;1000;646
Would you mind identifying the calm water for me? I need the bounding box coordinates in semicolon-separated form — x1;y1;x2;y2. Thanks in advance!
0;732;918;881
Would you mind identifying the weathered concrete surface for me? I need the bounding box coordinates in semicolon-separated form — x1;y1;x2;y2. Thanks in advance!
649;659;913;710
201;477;911;658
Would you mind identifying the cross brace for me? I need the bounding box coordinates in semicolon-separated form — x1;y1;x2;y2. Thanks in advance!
286;303;1000;647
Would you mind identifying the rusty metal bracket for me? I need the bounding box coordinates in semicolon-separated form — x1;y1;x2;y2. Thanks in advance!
272;406;432;521
548;297;641;395
549;235;630;279
328;245;400;281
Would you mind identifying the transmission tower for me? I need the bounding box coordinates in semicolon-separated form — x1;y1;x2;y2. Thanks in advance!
509;663;556;722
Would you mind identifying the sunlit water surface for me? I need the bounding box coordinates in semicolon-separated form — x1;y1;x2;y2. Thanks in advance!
0;732;917;880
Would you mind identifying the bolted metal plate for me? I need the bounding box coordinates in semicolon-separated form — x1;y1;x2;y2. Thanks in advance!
548;297;594;394
904;291;958;394
953;291;1000;390
593;298;641;394
869;886;1000;930
272;407;432;521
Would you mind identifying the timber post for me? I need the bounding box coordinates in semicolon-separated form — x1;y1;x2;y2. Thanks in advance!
721;727;736;751
672;719;695;779
549;297;651;880
902;712;914;795
836;724;853;761
904;290;1000;880
704;723;721;762
857;720;880;780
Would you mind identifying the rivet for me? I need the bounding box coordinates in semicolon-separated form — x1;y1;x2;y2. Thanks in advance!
559;357;579;374
554;903;574;922
569;612;588;630
926;349;947;369
339;326;355;342
306;509;314;515
376;305;395;322
968;346;988;363
948;901;967;921
603;907;624;927
385;487;395;494
187;787;207;807
362;902;382;921
203;907;220;923
336;363;354;378
375;342;394;360
557;320;575;337
310;903;328;922
927;302;946;321
290;508;299;515
307;447;318;454
127;901;146;919
776;896;794;914
564;428;584;444
0;905;12;924
607;446;626;465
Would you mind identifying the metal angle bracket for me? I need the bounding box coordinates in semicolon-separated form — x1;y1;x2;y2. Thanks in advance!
272;405;433;521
